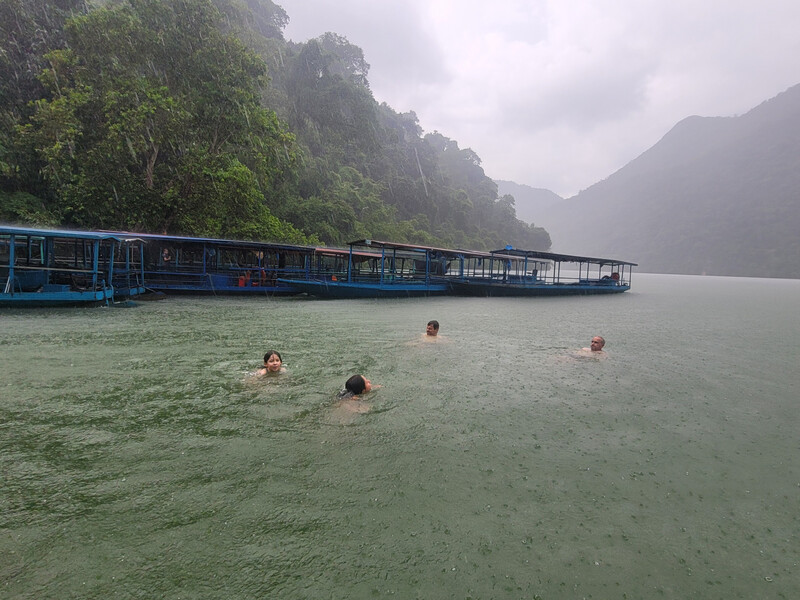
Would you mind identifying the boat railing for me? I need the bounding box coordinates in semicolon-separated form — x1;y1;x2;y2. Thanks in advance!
348;272;434;285
143;265;310;290
6;264;113;292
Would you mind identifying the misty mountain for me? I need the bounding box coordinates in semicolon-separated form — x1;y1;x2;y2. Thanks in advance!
495;180;562;225
540;83;800;278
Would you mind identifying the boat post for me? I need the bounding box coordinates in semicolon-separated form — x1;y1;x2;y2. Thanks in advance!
7;233;16;295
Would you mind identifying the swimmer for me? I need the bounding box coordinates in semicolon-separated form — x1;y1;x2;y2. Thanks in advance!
334;374;380;417
557;336;608;362
583;336;606;352
420;319;449;343
341;374;374;397
257;350;285;375
573;336;607;358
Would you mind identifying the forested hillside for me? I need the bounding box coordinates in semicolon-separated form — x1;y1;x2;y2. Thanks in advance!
0;0;551;251
541;84;800;278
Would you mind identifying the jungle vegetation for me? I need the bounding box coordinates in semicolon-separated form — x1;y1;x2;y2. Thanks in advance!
0;0;551;250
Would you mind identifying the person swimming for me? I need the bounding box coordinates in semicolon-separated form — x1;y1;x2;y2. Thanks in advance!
257;350;284;375
426;320;439;336
583;336;606;352
571;336;607;359
339;374;375;398
417;319;448;343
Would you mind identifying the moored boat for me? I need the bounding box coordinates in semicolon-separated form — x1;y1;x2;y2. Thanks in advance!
1;226;142;307
115;232;315;295
281;240;637;299
279;240;460;298
449;247;636;296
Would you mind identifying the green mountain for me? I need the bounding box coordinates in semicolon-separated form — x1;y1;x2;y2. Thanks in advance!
0;0;550;252
541;84;800;278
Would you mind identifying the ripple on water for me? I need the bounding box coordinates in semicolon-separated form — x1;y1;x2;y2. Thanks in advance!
2;282;799;598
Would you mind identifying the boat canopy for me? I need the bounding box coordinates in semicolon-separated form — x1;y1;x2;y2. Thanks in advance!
1;225;126;242
492;247;638;267
350;239;509;262
102;231;312;253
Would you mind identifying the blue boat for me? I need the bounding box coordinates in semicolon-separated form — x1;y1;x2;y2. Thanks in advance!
449;247;636;296
281;240;636;298
114;232;315;295
1;226;145;307
280;239;461;298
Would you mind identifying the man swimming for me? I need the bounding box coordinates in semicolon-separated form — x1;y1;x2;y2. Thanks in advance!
426;320;439;336
582;336;606;353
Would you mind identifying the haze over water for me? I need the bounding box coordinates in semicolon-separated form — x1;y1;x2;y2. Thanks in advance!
2;273;798;599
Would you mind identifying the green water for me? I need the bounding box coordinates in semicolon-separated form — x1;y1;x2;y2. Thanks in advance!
1;274;798;599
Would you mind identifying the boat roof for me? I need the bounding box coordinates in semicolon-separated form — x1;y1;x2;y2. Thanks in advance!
2;227;635;266
492;246;638;267
0;225;127;242
348;239;505;260
314;246;382;259
101;230;313;252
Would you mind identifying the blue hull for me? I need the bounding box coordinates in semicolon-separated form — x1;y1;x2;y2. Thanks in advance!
114;285;147;299
278;278;451;298
449;281;631;297
144;272;301;295
0;288;115;307
144;283;300;295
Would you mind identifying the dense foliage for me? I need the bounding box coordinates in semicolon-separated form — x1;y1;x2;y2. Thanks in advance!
0;0;551;250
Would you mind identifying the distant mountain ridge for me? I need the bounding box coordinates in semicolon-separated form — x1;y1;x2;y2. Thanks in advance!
494;180;562;225
538;83;800;278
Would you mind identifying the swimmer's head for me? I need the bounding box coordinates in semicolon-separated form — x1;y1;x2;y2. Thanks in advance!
263;350;283;372
426;320;439;336
590;336;605;351
345;374;371;395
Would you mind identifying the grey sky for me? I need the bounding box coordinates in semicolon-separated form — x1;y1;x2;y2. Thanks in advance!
277;0;800;197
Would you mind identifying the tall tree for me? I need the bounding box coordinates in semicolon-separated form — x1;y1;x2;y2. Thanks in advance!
12;0;306;241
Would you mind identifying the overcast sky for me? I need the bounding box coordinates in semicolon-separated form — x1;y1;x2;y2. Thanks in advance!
276;0;800;198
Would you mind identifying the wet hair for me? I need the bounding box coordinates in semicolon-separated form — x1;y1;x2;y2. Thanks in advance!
263;350;282;364
345;374;367;395
427;320;439;330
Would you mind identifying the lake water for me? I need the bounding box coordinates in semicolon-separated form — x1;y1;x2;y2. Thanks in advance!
1;273;798;599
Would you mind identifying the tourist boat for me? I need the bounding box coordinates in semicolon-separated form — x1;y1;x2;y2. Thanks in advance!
119;232;315;295
0;226;145;307
281;240;636;298
448;247;636;296
279;240;466;298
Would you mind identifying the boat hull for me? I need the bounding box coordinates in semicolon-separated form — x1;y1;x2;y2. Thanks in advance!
278;278;450;298
0;288;115;307
143;273;301;295
450;280;631;297
143;282;300;295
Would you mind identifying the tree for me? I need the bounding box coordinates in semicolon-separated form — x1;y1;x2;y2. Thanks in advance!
12;0;306;241
2;0;552;252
